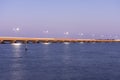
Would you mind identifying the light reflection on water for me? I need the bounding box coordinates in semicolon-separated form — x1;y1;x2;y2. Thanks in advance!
42;43;51;60
62;43;71;64
0;43;120;80
11;43;24;80
12;43;22;57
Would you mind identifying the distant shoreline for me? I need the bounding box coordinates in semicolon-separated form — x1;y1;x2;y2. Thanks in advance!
0;37;120;44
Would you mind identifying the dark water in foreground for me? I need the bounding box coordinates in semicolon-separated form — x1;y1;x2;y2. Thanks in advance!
0;43;120;80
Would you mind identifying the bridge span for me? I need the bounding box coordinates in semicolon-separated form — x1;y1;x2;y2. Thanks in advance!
0;37;119;44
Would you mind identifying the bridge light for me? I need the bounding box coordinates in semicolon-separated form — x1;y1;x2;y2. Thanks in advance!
12;43;22;46
42;42;51;45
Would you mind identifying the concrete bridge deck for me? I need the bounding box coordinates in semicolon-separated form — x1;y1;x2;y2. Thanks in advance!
0;37;119;44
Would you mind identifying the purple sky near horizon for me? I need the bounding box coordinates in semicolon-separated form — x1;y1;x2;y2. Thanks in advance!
0;0;120;38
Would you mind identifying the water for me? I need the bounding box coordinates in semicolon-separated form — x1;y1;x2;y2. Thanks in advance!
0;43;120;80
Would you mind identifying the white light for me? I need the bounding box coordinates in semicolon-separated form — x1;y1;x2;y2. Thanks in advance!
64;42;70;44
43;42;51;45
13;27;20;32
16;28;20;31
64;32;69;35
12;43;22;46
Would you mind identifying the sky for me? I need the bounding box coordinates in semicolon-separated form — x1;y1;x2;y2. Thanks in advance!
0;0;120;39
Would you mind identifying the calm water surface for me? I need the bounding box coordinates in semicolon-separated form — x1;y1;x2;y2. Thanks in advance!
0;43;120;80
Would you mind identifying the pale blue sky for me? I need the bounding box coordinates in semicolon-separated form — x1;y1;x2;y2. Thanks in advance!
0;0;120;38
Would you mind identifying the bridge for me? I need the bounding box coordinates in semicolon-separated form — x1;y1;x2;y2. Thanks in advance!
0;37;119;44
